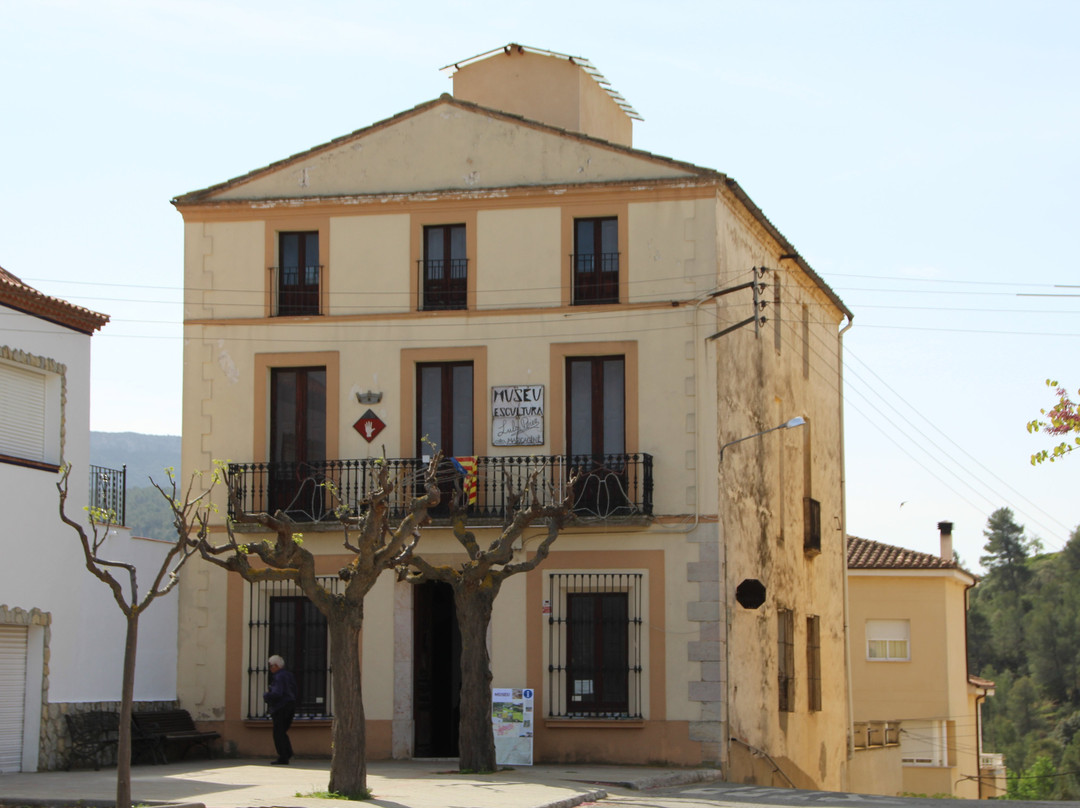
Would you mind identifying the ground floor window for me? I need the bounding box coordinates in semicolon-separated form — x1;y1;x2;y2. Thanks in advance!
247;577;338;719
901;719;952;767
547;572;643;718
778;608;795;712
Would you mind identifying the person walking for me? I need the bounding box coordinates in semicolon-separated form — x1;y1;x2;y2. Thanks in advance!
264;654;298;765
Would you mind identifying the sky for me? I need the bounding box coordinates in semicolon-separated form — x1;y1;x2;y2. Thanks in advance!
2;0;1077;570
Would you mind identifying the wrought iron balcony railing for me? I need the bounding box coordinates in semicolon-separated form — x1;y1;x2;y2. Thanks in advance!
89;464;126;526
269;264;322;316
226;453;652;525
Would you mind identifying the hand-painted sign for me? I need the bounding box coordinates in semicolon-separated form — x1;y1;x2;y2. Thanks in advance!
491;385;544;446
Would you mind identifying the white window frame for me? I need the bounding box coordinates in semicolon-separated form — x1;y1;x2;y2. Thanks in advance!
901;719;949;767
866;618;910;661
0;353;63;467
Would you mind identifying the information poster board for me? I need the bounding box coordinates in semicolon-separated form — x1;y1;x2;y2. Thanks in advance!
492;687;534;765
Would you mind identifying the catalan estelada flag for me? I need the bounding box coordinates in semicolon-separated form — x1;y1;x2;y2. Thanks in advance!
451;456;478;505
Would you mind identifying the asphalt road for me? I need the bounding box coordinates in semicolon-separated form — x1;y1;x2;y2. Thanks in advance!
604;782;1059;808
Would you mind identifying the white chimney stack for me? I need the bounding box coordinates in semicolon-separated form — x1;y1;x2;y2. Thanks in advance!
938;521;954;561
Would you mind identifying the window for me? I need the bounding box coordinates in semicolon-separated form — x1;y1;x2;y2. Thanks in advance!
547;572;642;718
866;619;910;661
901;719;951;767
422;224;467;310
566;356;628;517
275;232;321;316
417;361;473;514
573;217;619;304
806;615;822;711
247;577;337;719
804;497;821;555
269;367;326;518
0;357;60;469
778;608;795;712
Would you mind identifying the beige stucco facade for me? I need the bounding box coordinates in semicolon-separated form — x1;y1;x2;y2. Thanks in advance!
847;535;993;798
174;46;852;789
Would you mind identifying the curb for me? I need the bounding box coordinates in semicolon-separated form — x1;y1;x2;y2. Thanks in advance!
540;788;609;808
599;768;724;791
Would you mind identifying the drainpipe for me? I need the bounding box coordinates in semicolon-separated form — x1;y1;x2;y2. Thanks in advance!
838;314;855;766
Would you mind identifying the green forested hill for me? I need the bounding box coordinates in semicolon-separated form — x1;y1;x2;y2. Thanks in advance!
968;507;1080;800
90;431;181;540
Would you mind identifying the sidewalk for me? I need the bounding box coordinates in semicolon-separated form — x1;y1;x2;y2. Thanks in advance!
0;758;723;808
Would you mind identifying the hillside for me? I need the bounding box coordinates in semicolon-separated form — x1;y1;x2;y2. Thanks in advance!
90;431;182;540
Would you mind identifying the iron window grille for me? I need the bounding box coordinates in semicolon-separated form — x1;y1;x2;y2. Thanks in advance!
547;572;643;718
421;224;467;310
247;576;339;719
806;614;822;712
803;497;821;555
778;608;795;713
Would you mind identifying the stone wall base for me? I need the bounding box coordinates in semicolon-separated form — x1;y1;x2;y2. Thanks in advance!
41;699;179;771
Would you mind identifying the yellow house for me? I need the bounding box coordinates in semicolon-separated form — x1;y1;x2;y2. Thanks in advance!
172;44;854;789
847;523;1000;798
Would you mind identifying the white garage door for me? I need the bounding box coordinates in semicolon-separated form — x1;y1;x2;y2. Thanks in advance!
0;624;29;773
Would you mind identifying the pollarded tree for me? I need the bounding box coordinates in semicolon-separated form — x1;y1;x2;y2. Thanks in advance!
399;470;577;773
184;455;441;799
1028;379;1080;464
57;466;206;808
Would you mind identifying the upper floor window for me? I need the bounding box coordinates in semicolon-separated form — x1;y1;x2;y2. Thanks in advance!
0;357;61;470
275;232;321;317
573;217;619;305
866;619;910;661
421;224;467;311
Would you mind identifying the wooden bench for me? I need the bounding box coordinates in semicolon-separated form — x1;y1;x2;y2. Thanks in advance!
64;711;162;769
132;709;220;761
65;711;119;770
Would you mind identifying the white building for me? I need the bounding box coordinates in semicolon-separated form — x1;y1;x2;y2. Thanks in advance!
0;266;178;771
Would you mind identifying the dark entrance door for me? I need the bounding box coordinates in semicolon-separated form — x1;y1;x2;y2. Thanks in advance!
416;361;473;514
413;581;460;757
269;366;327;517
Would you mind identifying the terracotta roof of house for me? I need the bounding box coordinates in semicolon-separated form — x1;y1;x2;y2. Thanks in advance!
171;95;852;322
0;265;109;335
969;674;996;689
847;535;960;570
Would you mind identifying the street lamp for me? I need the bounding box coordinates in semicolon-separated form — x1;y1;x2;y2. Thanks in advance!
719;416;806;462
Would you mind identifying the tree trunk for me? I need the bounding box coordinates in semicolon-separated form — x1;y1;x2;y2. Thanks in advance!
455;585;497;772
327;610;367;798
116;611;138;808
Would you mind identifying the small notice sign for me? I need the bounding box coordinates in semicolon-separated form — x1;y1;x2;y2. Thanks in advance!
492;687;534;766
491;385;544;446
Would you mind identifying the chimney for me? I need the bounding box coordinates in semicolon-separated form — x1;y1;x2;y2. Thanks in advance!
938;521;954;561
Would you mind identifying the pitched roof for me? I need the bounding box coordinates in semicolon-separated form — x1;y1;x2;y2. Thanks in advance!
0;265;109;335
171;94;852;321
847;535;959;570
969;674;996;689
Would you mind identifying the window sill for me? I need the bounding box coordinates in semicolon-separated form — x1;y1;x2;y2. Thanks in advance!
0;454;60;473
244;718;333;728
545;718;645;729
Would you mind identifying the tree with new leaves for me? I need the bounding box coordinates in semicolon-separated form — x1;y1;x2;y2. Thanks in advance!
182;455;441;799
1028;379;1080;464
57;465;207;808
398;469;578;773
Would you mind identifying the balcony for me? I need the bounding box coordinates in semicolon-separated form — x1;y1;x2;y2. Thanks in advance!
419;258;468;311
270;264;321;316
226;453;652;526
89;464;126;526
